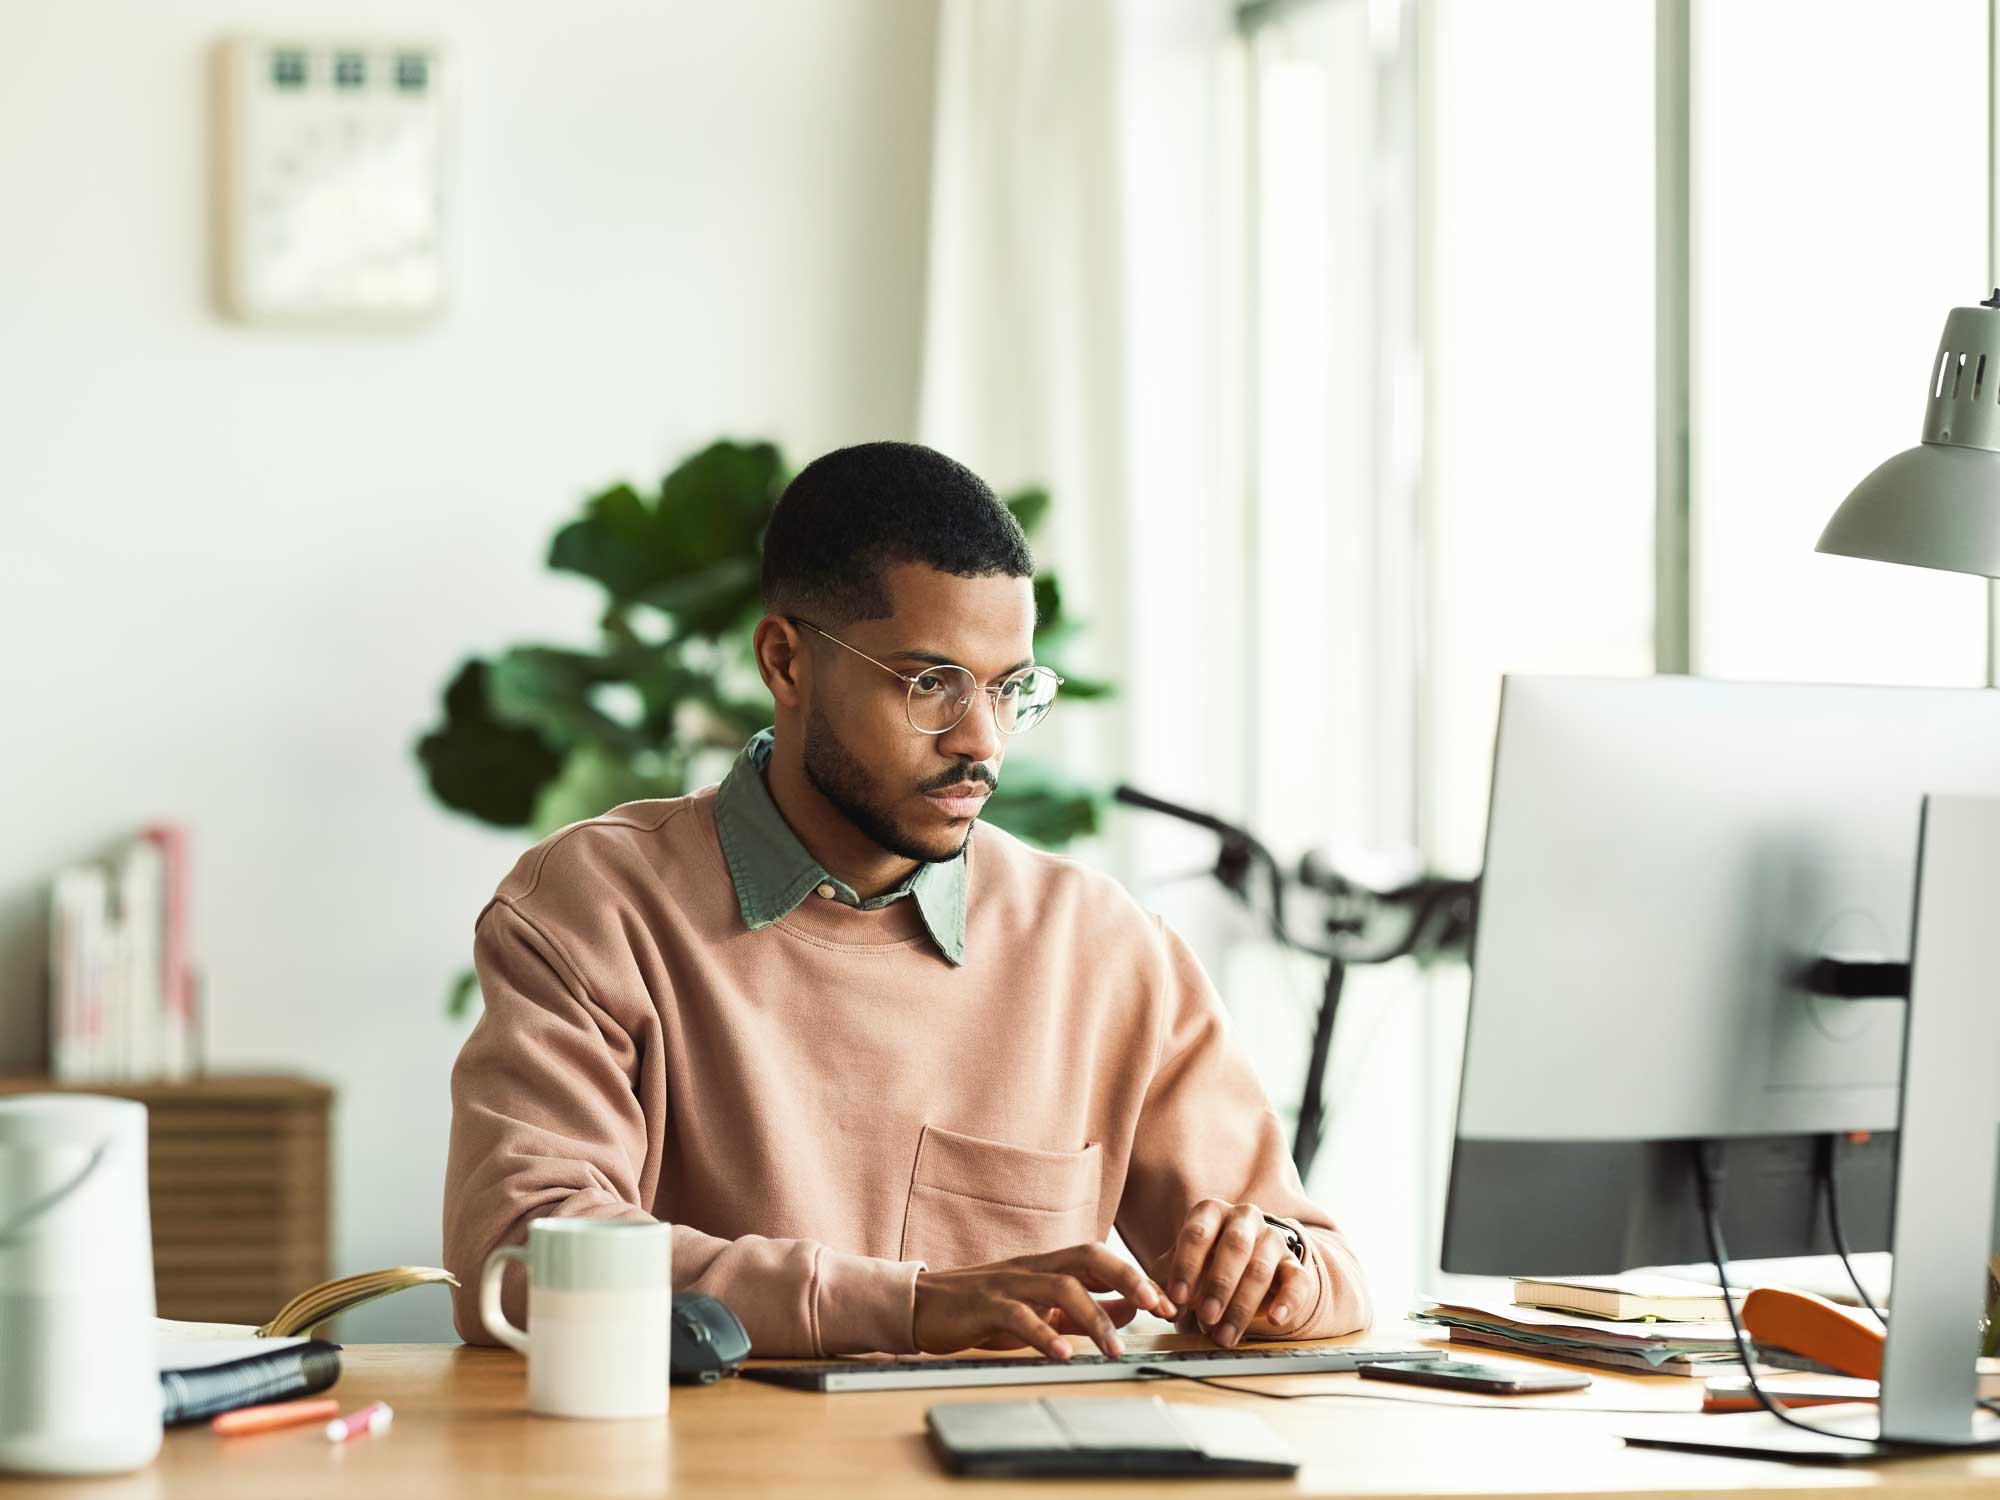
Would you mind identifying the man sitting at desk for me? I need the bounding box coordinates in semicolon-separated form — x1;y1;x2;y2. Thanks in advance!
443;441;1371;1360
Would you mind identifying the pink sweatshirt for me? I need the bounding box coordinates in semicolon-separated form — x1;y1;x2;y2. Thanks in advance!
443;785;1372;1354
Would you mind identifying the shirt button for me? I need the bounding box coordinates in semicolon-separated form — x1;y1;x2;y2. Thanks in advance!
816;882;837;899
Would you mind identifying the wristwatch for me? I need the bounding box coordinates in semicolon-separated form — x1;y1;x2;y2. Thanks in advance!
1262;1214;1306;1263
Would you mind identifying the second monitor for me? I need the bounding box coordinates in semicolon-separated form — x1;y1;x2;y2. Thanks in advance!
1440;674;2000;1275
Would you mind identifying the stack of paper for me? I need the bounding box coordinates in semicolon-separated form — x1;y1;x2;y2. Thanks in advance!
1415;1298;1748;1377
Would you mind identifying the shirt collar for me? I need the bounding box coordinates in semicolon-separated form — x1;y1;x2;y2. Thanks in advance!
712;729;967;966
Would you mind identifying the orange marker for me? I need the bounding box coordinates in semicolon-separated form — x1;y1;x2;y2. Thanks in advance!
211;1397;341;1436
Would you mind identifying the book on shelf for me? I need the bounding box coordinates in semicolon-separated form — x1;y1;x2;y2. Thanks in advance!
1511;1273;1737;1323
47;825;198;1083
155;1266;459;1341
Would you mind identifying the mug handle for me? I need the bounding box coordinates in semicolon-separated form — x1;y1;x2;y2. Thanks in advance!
479;1245;531;1354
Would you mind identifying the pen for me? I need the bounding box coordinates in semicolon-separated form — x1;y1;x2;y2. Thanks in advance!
324;1401;395;1443
211;1397;341;1436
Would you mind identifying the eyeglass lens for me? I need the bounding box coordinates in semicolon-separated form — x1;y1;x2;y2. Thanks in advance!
906;666;1059;735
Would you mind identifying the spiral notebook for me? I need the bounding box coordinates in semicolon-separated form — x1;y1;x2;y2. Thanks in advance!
157;1338;342;1425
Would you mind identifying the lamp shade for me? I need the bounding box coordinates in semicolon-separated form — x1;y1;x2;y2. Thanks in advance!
1817;300;2000;580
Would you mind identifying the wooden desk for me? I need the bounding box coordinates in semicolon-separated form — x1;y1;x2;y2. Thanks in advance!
14;1327;2000;1499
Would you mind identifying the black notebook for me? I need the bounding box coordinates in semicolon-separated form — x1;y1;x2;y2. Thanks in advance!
158;1338;343;1426
926;1397;1299;1478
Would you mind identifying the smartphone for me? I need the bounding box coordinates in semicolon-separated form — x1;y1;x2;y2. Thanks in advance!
1358;1359;1591;1395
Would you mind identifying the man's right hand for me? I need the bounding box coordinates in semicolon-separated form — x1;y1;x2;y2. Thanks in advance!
913;1244;1179;1361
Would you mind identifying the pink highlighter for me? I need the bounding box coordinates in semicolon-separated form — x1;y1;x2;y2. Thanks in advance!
324;1402;394;1443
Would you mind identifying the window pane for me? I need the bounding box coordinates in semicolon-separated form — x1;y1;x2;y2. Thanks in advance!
1425;0;1656;874
1692;0;1988;686
1248;0;1417;856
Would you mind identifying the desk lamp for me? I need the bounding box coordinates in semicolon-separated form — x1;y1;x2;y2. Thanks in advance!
1818;293;2000;578
1744;294;2000;1454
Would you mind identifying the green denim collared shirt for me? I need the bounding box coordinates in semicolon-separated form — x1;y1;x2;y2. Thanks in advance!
712;729;968;966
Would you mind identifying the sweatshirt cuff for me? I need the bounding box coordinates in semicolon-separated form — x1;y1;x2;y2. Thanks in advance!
1299;1223;1372;1335
812;1248;926;1355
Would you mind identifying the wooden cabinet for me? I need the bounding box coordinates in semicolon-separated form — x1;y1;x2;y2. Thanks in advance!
0;1074;331;1323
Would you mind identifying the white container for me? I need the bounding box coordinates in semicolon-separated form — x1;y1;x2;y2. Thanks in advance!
480;1218;671;1419
0;1096;161;1474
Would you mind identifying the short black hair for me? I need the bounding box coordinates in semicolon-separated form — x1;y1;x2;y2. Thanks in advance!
760;441;1034;624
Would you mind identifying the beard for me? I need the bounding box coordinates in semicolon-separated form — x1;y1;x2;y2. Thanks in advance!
801;699;979;864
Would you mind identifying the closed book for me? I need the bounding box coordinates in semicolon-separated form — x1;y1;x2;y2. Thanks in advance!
114;838;165;1080
1512;1273;1735;1323
140;824;195;1081
159;1338;342;1426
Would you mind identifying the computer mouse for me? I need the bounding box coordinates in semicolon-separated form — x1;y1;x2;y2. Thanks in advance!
671;1291;751;1384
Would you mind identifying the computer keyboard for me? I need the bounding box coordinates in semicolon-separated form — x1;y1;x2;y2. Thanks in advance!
741;1345;1439;1392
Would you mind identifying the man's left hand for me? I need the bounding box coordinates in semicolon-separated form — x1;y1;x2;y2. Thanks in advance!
1154;1199;1310;1348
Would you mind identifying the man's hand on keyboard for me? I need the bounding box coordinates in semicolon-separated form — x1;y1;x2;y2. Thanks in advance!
913;1244;1178;1362
1154;1199;1311;1349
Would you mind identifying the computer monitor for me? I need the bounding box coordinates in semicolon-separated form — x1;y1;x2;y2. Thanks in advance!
1440;675;2000;1276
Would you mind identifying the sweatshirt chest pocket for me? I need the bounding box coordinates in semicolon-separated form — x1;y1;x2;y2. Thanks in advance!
899;1124;1104;1269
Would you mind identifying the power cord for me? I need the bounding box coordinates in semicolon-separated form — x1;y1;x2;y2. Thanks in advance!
1815;1134;1884;1324
1700;1141;2000;1452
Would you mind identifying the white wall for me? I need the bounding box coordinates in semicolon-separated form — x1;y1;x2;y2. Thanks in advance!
0;0;938;1339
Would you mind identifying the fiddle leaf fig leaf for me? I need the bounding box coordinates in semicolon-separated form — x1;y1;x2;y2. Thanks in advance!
1005;486;1051;536
414;661;565;828
487;646;652;753
530;743;684;837
634;556;764;641
982;763;1103;849
547;441;785;613
545;483;659;599
446;968;481;1019
1046;671;1113;700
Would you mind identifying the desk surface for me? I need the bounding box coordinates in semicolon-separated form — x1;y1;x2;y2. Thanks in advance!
16;1325;2000;1499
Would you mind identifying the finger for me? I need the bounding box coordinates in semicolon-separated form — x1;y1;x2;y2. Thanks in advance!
1050;1297;1141;1331
1165;1200;1228;1309
1260;1258;1312;1333
1021;1273;1124;1358
1195;1206;1265;1332
1041;1244;1175;1319
1216;1234;1286;1348
1101;1297;1142;1328
1047;1297;1143;1337
999;1299;1071;1361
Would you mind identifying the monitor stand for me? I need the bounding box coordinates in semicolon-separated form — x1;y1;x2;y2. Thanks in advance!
1625;793;2000;1461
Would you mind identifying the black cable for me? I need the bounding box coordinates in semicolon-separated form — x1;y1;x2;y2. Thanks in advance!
1697;1141;2000;1453
1816;1135;1884;1325
1130;1366;1681;1415
1816;1136;2000;1422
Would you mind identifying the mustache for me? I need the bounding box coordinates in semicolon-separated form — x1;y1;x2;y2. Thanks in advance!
920;764;998;793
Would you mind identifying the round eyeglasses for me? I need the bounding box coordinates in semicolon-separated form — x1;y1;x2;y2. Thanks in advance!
788;617;1064;736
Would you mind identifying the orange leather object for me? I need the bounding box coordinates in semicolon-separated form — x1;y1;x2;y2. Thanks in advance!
1740;1286;1886;1379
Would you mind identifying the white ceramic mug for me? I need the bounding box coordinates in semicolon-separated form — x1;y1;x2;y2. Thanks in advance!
479;1218;672;1419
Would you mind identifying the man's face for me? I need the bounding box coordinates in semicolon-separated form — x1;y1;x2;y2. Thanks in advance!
800;562;1037;863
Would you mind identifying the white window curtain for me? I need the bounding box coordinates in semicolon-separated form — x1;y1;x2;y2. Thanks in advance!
918;0;1435;1307
919;0;1247;909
